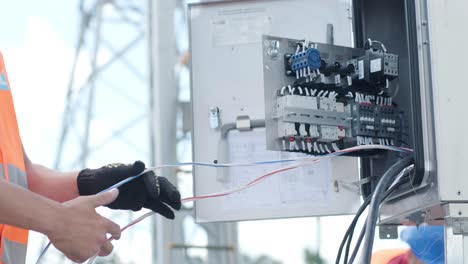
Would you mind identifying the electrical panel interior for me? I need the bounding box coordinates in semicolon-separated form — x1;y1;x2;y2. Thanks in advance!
263;36;404;156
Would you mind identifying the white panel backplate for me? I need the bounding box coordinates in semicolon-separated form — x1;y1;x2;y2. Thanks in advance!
189;0;361;222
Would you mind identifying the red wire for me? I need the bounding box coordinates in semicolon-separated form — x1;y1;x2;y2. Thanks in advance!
114;146;413;238
113;163;312;240
181;161;319;203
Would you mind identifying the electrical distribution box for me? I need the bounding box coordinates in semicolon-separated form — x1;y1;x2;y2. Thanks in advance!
190;0;468;226
259;0;468;228
189;0;361;222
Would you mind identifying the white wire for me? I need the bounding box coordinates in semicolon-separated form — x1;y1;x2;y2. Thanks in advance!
280;86;287;95
86;211;156;264
35;144;411;264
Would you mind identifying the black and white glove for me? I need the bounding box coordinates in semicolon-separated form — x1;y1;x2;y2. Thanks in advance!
77;161;181;219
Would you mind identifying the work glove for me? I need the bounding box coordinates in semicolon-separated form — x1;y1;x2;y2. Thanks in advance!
77;161;181;219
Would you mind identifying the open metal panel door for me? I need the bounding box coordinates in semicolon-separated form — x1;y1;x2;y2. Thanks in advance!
363;0;468;227
426;1;468;202
189;0;361;222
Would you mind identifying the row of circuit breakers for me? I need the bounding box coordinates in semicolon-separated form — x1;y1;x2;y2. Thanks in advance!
273;39;402;155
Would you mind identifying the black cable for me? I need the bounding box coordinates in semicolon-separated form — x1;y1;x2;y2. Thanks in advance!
336;163;413;264
360;156;414;264
335;194;372;264
344;224;355;263
348;222;366;264
345;211;363;263
347;173;411;264
337;199;370;264
338;185;387;264
337;183;397;264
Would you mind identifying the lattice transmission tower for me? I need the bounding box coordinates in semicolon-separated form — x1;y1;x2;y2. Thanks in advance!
52;0;238;263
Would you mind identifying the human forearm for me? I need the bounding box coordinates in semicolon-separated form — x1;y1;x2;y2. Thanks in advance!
0;179;122;262
26;162;79;202
0;179;63;235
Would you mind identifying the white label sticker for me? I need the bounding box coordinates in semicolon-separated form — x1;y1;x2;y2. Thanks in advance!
334;75;341;85
212;10;271;47
347;76;352;86
370;58;382;73
358;60;364;79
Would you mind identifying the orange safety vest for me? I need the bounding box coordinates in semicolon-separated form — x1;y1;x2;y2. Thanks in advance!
0;51;29;264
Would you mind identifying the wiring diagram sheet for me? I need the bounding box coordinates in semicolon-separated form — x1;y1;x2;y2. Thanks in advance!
211;8;272;47
223;130;330;212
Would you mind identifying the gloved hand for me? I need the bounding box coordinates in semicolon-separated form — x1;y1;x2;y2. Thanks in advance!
401;225;444;264
77;161;181;219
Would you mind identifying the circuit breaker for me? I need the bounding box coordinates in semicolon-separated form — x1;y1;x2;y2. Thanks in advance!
263;36;402;156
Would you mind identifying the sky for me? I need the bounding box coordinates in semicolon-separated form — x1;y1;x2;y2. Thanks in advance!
0;1;409;264
0;1;153;263
1;1;78;166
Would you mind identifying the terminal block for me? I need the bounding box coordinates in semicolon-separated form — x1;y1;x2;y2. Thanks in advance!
264;36;405;156
290;48;321;72
350;101;401;145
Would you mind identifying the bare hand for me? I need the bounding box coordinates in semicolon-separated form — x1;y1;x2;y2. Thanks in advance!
47;189;121;263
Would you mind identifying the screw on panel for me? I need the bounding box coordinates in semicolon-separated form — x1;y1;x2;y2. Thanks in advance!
459;211;463;216
458;191;462;196
267;40;280;59
333;180;339;192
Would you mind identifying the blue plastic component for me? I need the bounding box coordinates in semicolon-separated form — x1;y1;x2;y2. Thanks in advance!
290;48;321;71
400;225;444;264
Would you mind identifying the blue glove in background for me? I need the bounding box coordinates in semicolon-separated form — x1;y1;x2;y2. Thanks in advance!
400;225;444;264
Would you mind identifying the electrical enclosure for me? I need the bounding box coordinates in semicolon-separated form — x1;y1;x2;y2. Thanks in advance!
189;0;361;222
190;0;468;226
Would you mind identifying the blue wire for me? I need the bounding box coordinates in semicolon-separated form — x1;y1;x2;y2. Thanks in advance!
35;145;410;263
160;159;300;168
100;174;142;193
35;172;146;264
155;146;409;169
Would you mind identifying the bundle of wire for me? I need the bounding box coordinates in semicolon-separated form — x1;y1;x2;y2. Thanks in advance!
35;144;412;264
335;156;414;264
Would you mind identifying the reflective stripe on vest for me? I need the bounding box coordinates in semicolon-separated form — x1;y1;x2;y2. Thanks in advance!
1;239;26;264
0;164;27;189
1;165;27;189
